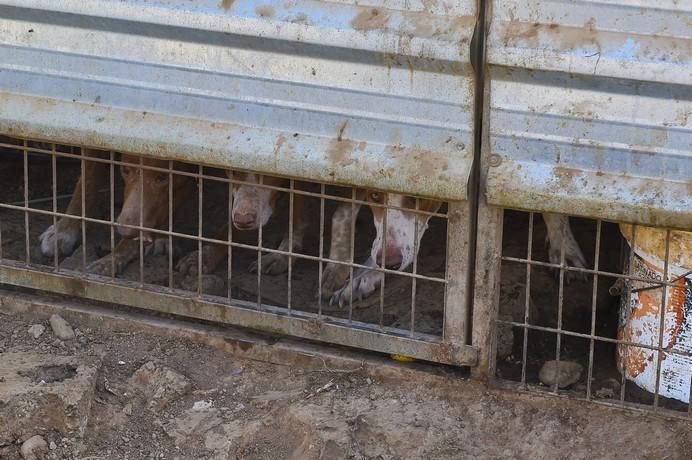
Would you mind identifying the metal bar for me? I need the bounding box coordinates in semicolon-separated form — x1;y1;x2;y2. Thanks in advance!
109;151;116;279
227;175;233;302
168;160;173;289
0;262;479;367
553;217;568;393
501;255;684;289
493;380;692;422
409;197;420;335
51;144;58;270
444;202;471;347
621;224;637;403
317;184;325;318
521;212;534;385
586;220;602;400
495;319;692;359
138;155;144;286
80;149;86;271
23;139;29;265
256;174;264;310
379;195;387;330
653;229;672;410
0;144;449;218
0;202;447;283
197;164;203;296
287;179;294;315
348;187;356;324
470;203;503;381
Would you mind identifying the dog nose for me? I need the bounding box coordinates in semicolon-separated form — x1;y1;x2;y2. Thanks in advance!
233;211;257;229
376;247;403;270
116;215;140;239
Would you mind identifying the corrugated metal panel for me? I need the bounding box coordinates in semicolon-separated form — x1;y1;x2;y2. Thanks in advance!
485;0;692;230
0;0;476;201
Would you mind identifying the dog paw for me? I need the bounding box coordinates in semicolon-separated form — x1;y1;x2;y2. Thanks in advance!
319;263;352;299
330;269;382;308
146;238;171;257
39;221;80;257
547;236;587;282
86;255;125;276
177;249;212;276
248;252;290;275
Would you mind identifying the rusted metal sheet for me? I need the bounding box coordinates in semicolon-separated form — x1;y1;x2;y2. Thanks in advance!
0;262;479;366
0;0;477;200
484;0;692;229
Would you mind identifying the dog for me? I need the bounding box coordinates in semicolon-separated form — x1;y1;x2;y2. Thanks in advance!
39;151;196;274
321;191;588;307
39;149;110;258
174;172;307;277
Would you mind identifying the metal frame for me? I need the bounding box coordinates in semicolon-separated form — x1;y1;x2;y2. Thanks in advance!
0;138;478;366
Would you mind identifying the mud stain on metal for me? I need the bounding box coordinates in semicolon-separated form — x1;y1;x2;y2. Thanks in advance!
327;138;355;167
502;18;601;50
351;8;390;31
336;121;348;142
219;0;235;11
256;5;275;18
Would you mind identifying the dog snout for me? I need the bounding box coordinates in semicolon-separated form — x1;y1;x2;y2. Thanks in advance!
116;214;139;239
233;210;257;229
376;245;403;270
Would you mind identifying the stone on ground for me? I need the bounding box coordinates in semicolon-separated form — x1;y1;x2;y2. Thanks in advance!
0;352;99;446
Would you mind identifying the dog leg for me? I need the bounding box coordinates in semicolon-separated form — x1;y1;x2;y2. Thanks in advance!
542;213;587;281
86;238;139;276
249;194;306;275
320;193;364;299
40;149;108;257
329;256;382;308
177;224;230;276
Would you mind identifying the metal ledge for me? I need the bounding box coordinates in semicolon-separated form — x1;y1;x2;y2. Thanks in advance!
0;261;479;367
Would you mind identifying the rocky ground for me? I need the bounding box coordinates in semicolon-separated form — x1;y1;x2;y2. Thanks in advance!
1;304;691;460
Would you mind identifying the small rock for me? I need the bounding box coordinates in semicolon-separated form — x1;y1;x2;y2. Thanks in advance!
48;442;56;451
192;400;213;411
366;378;373;385
539;360;583;388
123;403;133;416
28;325;45;339
595;387;615;399
49;315;75;341
20;435;47;460
129;362;191;412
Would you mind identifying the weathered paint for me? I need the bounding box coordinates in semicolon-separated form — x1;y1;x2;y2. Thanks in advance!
617;226;692;403
485;0;692;228
0;0;477;201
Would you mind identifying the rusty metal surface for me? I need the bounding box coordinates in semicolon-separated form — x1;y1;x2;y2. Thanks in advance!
0;262;478;366
0;0;477;200
484;0;692;228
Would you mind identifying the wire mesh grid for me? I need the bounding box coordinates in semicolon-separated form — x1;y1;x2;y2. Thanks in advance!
0;136;476;365
493;209;691;419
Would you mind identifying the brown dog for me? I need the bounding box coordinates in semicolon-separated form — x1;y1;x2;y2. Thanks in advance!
39;150;196;274
175;172;306;277
39;149;110;258
84;154;196;275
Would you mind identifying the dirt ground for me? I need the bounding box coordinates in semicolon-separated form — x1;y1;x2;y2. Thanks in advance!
1;304;691;460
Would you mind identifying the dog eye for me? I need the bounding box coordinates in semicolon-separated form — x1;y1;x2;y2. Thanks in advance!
369;192;380;201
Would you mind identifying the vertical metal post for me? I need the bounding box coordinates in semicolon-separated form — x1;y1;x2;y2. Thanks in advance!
444;201;472;360
470;201;503;381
